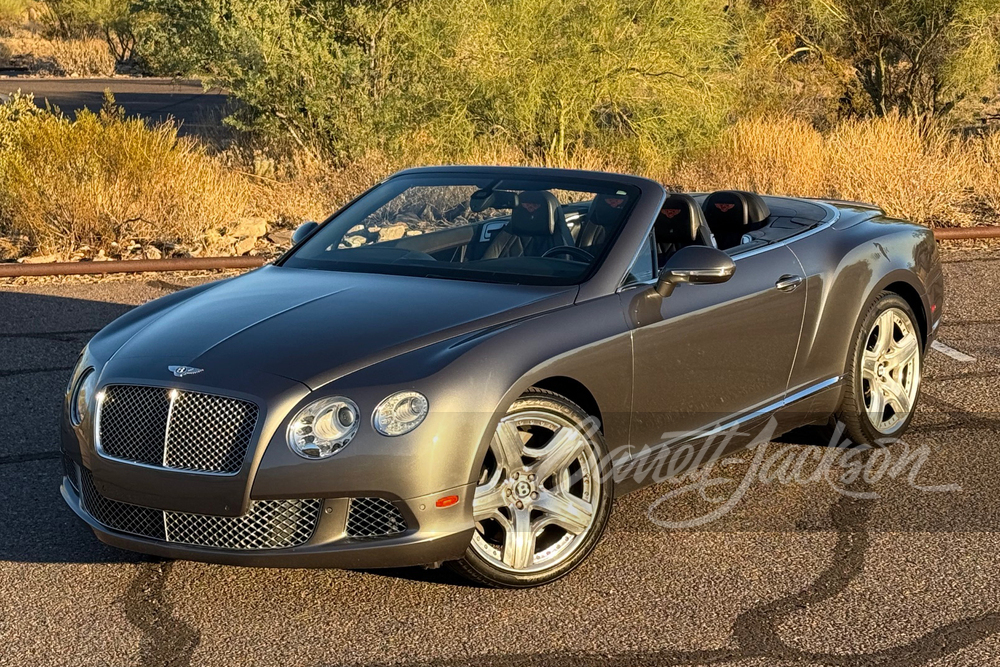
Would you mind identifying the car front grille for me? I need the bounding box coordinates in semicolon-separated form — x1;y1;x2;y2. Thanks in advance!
346;497;407;538
98;384;259;474
80;469;321;550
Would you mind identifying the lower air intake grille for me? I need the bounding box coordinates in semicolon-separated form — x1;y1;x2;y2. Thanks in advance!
63;456;80;492
346;497;407;538
80;470;320;550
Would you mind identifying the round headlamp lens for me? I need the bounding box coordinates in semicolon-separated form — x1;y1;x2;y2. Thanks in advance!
71;368;97;426
288;396;360;459
373;391;428;436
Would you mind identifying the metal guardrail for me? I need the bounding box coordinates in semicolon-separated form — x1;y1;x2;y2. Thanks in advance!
0;226;998;277
0;256;266;278
931;226;1000;240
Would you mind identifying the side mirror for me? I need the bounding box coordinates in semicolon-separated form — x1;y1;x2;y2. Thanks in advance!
291;221;319;245
654;245;735;298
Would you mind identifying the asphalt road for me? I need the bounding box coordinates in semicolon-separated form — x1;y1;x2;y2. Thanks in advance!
0;78;227;135
2;250;1000;667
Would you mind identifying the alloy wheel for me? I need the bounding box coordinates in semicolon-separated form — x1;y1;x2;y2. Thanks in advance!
471;410;602;573
860;307;921;434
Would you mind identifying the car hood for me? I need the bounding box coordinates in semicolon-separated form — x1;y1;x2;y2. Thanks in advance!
106;265;577;389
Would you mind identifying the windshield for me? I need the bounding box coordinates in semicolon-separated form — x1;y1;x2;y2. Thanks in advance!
282;173;639;285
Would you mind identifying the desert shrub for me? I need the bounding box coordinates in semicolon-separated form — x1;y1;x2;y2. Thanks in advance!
0;93;262;253
134;0;739;164
0;0;30;32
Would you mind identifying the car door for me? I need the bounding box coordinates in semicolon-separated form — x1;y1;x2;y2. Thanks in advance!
620;244;806;461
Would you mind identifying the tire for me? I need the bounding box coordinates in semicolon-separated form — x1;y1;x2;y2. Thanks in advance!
836;291;923;446
448;388;614;588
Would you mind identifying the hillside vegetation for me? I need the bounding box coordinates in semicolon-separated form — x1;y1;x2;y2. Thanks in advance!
2;0;1000;259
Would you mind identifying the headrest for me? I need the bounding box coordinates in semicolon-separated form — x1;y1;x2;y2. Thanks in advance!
509;191;563;236
702;190;770;232
587;193;630;228
656;193;701;244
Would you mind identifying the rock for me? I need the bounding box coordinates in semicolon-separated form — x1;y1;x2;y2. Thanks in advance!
235;236;257;255
378;223;408;242
19;253;60;264
267;229;294;247
343;235;368;248
143;245;162;260
229;217;268;240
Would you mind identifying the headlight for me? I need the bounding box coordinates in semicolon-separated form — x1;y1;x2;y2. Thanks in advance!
287;396;360;459
373;391;428;436
70;368;98;426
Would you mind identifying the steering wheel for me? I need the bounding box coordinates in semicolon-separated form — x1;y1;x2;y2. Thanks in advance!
541;245;595;262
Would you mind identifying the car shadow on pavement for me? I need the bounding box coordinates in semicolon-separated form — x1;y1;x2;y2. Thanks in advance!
0;289;153;564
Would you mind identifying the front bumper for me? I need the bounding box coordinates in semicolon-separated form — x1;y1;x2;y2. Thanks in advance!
61;470;475;569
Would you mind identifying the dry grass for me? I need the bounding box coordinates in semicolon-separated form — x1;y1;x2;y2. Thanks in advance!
0;28;115;75
670;115;982;227
0;94;263;254
975;131;1000;222
1;91;998;260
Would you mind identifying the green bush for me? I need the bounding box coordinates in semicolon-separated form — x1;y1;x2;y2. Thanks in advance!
133;0;741;164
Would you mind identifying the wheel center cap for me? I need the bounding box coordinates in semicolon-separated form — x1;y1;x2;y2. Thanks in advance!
514;480;532;498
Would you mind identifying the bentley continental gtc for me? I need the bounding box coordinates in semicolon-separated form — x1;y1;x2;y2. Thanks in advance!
61;166;944;587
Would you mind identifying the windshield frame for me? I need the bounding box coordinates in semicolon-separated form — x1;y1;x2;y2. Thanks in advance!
278;169;644;287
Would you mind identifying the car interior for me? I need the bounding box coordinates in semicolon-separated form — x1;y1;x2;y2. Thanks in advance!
296;185;833;283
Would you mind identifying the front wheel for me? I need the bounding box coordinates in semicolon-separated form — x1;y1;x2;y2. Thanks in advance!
836;292;923;445
449;388;614;588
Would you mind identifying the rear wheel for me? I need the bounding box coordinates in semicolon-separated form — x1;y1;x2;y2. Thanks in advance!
449;388;614;588
837;292;923;445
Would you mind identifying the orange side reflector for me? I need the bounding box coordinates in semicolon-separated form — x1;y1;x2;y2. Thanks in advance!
435;495;459;508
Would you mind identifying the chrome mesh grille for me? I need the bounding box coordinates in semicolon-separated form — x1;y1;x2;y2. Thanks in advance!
346;497;407;538
80;470;320;550
80;469;165;540
98;385;258;474
99;385;171;465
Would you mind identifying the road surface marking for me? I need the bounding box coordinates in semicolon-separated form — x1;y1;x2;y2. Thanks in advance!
931;340;976;363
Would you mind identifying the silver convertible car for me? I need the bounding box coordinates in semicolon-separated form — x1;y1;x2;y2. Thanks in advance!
61;166;944;587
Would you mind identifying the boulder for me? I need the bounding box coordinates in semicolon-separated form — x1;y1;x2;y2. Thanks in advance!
267;229;294;247
235;236;257;256
229;217;268;240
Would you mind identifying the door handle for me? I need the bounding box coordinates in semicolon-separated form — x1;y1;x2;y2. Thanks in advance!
775;274;803;292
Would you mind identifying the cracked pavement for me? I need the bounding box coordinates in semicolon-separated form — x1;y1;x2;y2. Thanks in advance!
1;250;1000;667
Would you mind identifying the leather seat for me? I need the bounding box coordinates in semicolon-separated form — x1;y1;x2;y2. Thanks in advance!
481;191;574;259
702;190;770;250
577;193;630;252
655;193;712;264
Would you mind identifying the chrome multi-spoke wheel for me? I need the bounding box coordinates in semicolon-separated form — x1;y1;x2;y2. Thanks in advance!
451;389;613;587
860;307;921;434
838;293;923;445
